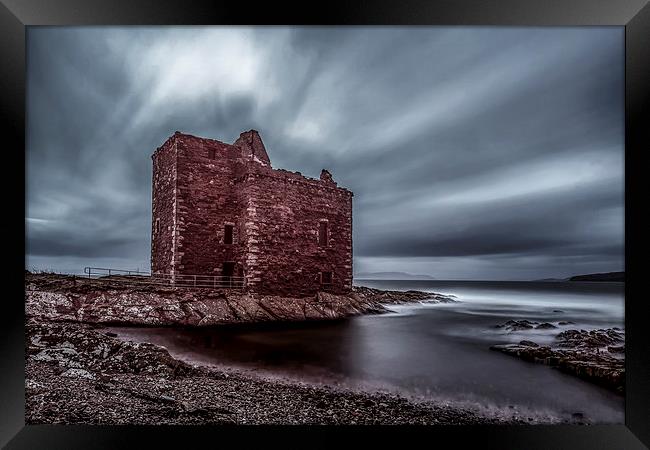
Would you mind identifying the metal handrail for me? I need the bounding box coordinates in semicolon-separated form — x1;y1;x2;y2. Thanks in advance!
84;267;149;276
82;267;246;290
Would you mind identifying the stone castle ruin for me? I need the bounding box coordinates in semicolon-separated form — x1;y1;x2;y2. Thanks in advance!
151;130;353;296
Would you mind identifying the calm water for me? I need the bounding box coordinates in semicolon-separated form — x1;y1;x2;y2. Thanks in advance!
109;280;625;423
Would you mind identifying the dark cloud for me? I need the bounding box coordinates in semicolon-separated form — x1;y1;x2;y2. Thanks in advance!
26;27;624;279
355;180;623;258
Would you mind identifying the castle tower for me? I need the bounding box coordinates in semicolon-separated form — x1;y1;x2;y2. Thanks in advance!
151;130;353;296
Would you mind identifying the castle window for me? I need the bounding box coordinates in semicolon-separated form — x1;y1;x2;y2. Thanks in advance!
318;221;329;247
224;224;234;244
155;218;160;234
208;148;216;159
321;271;333;285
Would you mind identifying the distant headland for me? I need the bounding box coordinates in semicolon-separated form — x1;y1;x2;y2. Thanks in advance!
568;271;624;282
355;272;436;281
533;271;624;282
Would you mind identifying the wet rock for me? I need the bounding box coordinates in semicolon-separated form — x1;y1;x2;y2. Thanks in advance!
535;323;557;330
555;328;624;350
490;343;554;363
558;321;575;326
351;286;456;305
495;320;538;331
490;327;625;394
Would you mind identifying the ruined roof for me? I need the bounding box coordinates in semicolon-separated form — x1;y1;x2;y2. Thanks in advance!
155;130;270;166
233;130;271;166
153;130;351;195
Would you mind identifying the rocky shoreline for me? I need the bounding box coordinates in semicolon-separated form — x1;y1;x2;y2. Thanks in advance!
25;273;455;327
27;272;516;425
25;272;620;424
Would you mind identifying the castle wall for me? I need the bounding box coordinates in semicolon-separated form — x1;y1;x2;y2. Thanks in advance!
151;138;177;275
238;168;353;296
173;133;247;276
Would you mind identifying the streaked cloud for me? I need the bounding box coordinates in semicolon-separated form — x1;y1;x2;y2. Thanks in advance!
26;26;624;279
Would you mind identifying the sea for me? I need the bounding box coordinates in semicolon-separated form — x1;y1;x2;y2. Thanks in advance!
109;280;625;423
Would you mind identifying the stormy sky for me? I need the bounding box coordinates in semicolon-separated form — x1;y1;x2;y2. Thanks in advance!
26;26;624;280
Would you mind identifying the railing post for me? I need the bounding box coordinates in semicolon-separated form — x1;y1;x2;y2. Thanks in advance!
193;275;196;287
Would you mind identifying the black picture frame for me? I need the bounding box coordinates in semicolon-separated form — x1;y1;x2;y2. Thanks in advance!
2;0;648;448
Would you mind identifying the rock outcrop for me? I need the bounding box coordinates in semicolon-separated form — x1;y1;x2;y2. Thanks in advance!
25;273;454;327
490;328;625;394
351;285;456;305
495;319;559;331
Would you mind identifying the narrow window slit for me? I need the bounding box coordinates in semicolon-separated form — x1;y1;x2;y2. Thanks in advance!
318;221;328;246
224;224;234;244
321;271;333;285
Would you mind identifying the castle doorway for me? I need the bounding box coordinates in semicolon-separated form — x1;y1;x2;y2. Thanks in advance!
222;262;235;286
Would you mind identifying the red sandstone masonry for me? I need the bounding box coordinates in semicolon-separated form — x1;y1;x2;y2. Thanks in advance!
151;130;353;296
150;137;177;275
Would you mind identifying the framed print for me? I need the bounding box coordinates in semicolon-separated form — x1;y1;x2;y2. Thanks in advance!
2;0;649;448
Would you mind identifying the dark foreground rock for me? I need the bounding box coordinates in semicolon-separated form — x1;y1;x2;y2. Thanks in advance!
26;273;453;327
26;319;521;425
490;328;625;394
